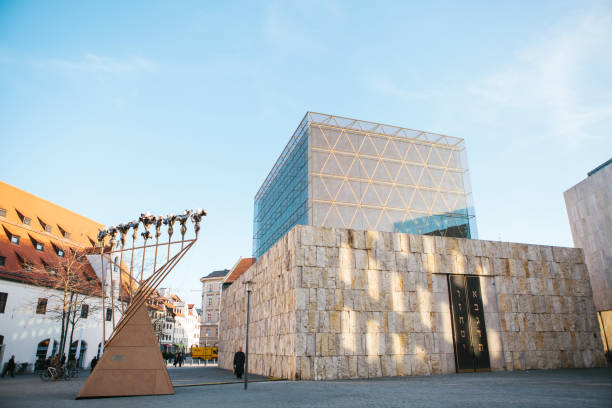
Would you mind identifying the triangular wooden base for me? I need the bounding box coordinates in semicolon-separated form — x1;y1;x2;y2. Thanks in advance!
77;304;173;398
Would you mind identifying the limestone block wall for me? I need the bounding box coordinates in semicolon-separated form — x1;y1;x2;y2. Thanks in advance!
218;229;298;379
220;225;606;380
564;163;612;352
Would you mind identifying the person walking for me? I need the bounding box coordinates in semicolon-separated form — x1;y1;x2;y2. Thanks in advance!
233;347;245;379
1;355;16;378
90;356;98;371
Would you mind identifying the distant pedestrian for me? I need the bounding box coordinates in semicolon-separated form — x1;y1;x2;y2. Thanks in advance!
173;353;178;367
1;355;16;378
60;353;66;366
178;352;184;367
233;347;245;379
90;356;98;371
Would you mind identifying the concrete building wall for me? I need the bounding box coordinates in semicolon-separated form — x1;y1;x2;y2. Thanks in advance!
219;225;606;380
564;162;612;352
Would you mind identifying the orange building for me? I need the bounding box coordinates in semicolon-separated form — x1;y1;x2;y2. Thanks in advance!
0;181;103;280
0;181;111;369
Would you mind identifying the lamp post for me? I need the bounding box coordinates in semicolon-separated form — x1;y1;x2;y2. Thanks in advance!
244;280;253;390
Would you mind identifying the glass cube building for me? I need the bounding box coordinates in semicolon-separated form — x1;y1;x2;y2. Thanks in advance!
253;112;477;258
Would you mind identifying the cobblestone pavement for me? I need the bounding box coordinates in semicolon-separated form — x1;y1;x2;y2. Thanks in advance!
1;366;611;408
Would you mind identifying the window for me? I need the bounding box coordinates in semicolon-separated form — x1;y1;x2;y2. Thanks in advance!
105;308;112;321
0;292;7;313
36;298;48;314
38;218;52;233
51;243;65;258
15;252;32;271
58;226;71;240
208;297;212;306
207;312;211;322
10;235;19;244
23;217;31;226
81;304;89;319
0;256;5;267
206;329;210;337
0;208;6;217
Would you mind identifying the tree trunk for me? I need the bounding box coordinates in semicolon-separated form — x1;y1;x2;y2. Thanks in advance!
60;292;74;357
68;310;76;358
59;290;69;357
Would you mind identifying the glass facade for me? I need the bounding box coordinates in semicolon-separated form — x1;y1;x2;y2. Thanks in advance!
253;119;309;258
253;112;477;258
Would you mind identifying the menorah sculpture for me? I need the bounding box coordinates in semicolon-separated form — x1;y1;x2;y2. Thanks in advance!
77;209;206;399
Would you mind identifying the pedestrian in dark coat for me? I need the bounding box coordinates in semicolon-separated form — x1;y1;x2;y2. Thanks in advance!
1;355;16;378
233;347;246;379
90;356;98;371
60;353;66;366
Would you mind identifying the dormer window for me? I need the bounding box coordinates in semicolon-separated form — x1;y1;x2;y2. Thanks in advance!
38;218;52;233
16;210;30;226
3;226;20;244
58;226;71;240
0;208;6;217
51;242;65;257
15;252;33;271
29;235;44;251
41;260;56;275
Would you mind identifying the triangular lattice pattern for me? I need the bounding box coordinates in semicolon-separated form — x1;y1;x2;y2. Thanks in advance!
310;123;473;236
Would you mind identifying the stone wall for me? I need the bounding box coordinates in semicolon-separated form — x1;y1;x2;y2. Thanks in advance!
218;229;299;379
564;162;612;352
219;225;606;380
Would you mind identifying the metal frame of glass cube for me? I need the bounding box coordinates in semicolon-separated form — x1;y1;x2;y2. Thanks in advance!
253;112;477;258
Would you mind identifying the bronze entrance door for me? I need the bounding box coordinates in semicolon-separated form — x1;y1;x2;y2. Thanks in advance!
448;275;491;372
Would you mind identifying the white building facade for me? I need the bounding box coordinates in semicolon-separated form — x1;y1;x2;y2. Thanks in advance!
0;280;113;371
200;270;228;346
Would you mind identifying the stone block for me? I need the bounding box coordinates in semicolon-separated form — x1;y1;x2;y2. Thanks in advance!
316;227;338;247
409;234;423;253
304;247;317;267
348;229;366;249
422;236;435;254
381;355;397;377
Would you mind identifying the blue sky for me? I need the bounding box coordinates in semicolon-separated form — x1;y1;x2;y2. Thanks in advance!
1;1;611;305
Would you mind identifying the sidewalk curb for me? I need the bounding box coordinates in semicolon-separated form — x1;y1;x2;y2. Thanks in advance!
174;378;284;388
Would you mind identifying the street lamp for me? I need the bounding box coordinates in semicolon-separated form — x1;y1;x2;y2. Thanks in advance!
244;280;253;390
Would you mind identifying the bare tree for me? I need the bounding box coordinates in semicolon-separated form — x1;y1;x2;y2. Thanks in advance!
22;246;103;360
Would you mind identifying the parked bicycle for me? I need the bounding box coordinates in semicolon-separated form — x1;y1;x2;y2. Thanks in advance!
66;366;80;378
40;366;69;381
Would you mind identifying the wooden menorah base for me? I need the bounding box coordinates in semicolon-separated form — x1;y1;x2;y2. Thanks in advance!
77;304;173;398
